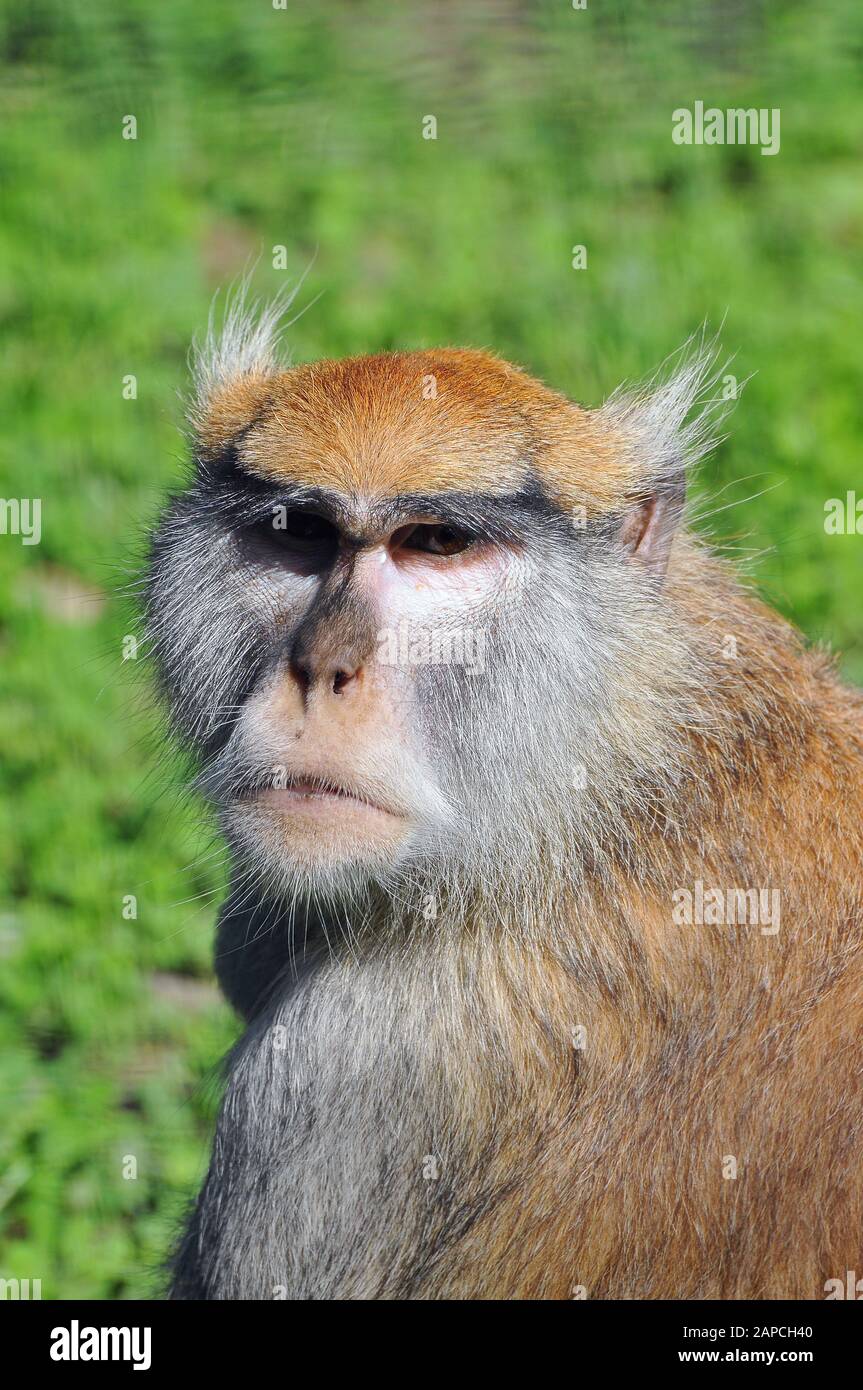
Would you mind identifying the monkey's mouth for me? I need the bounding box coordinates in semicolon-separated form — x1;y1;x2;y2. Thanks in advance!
225;772;417;883
238;777;404;823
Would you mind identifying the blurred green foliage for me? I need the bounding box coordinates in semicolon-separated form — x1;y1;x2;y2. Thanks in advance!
0;0;860;1297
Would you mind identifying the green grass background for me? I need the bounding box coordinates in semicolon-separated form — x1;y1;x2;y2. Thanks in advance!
1;0;861;1298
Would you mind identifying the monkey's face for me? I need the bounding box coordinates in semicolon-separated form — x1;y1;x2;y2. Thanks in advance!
149;476;548;901
148;346;689;903
218;494;534;891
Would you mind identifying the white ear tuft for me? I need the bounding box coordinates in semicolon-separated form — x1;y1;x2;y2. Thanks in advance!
598;328;741;495
189;264;314;416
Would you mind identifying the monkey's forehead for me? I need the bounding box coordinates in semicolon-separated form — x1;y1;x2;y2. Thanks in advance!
198;348;634;512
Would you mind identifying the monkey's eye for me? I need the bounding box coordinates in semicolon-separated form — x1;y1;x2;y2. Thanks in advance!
397;523;475;557
253;508;339;562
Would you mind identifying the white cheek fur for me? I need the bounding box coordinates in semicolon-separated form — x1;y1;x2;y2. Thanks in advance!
356;543;519;628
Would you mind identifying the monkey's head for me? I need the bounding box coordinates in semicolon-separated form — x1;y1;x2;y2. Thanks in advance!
147;302;723;908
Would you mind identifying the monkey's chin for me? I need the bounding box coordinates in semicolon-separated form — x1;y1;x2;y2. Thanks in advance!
224;791;414;900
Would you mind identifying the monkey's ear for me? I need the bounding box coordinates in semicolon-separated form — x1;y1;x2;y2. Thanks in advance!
595;331;732;579
618;479;685;581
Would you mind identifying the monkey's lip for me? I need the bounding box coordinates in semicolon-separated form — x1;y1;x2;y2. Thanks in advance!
241;779;403;821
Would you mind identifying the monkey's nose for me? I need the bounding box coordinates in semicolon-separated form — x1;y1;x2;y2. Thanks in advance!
290;658;362;698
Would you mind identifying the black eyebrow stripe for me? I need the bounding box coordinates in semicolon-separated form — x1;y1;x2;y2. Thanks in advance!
373;486;564;541
196;464;577;542
193;474;337;528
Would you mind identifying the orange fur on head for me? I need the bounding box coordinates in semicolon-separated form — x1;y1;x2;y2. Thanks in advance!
200;348;645;515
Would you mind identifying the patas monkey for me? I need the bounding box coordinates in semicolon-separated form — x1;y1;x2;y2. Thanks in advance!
146;299;863;1299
